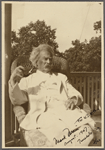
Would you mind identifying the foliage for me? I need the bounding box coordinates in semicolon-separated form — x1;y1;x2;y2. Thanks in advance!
63;21;101;72
11;20;101;72
11;20;58;61
94;20;101;33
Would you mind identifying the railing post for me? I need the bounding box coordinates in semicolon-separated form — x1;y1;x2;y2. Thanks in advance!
91;76;94;110
84;76;86;103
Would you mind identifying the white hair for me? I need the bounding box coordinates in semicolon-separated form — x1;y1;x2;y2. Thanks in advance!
29;44;54;67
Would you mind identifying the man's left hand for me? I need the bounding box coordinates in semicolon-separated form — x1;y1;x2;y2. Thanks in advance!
65;99;76;110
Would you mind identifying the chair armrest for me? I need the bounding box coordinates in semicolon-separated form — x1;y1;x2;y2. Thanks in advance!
83;103;91;114
13;106;26;124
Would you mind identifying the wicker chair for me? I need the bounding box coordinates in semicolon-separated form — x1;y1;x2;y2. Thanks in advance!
10;55;101;147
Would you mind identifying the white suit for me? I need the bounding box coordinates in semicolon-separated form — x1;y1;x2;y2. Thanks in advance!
9;70;95;144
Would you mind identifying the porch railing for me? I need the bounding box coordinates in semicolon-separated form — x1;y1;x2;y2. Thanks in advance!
6;72;101;146
70;72;101;111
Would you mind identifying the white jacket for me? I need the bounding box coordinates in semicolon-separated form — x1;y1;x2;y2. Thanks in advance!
9;70;83;130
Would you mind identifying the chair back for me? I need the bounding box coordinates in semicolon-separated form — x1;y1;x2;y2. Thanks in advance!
11;55;70;79
11;55;70;113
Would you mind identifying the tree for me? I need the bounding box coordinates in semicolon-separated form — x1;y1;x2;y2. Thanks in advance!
94;20;101;33
11;20;58;61
64;40;87;71
63;21;101;72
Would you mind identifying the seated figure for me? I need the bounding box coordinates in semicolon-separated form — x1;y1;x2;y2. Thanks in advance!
9;44;95;147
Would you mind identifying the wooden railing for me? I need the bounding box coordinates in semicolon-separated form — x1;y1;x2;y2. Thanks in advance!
6;72;101;146
70;72;101;111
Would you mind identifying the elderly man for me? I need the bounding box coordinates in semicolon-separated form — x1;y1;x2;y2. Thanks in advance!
9;44;95;147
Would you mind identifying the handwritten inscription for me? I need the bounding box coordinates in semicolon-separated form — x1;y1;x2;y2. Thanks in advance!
63;128;79;137
53;107;101;146
53;135;66;145
79;126;87;135
93;138;101;144
64;126;89;145
77;131;93;144
74;108;99;125
90;108;99;116
64;134;76;145
53;126;101;146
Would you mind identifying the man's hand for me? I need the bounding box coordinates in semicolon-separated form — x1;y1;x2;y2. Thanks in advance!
10;66;25;86
65;97;77;110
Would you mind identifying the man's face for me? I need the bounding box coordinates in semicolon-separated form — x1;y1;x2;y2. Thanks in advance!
37;50;53;73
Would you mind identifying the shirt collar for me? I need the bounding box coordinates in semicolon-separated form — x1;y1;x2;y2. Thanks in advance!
36;69;52;76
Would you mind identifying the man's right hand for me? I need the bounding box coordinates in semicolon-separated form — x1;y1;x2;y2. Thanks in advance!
10;66;25;86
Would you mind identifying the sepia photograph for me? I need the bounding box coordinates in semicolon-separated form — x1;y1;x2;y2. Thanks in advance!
2;1;104;148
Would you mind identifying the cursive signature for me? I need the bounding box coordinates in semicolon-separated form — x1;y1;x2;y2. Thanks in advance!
63;128;79;137
53;124;101;146
53;135;66;145
53;128;78;145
